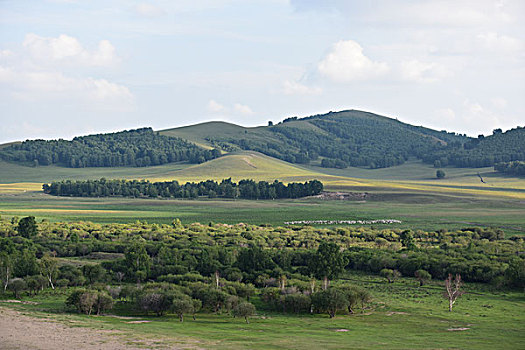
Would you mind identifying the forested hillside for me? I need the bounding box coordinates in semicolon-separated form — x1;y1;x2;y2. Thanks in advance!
0;128;221;168
211;110;468;169
422;127;525;168
195;110;523;170
2;110;523;171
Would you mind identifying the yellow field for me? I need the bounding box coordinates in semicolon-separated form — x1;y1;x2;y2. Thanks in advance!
1;151;524;200
0;183;42;193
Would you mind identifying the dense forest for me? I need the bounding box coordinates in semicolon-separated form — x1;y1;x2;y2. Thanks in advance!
42;178;324;199
422;127;525;168
494;161;525;176
0;128;221;168
218;111;465;169
0;217;523;316
204;111;524;170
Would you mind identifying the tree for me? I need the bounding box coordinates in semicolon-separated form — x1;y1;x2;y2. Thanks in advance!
443;274;464;312
8;278;27;299
415;269;431;286
505;258;525;290
17;216;38;238
40;253;58;289
309;242;347;289
436;170;446;179
172;298;194;322
233;301;256;324
380;269;395;283
94;291;114;315
138;292;174;316
0;252;13;291
311;288;348;318
82;264;106;285
125;239;151;283
400;230;416;250
192;299;202;320
25;275;48;295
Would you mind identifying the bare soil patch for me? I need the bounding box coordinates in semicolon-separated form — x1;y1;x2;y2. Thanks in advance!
0;307;200;350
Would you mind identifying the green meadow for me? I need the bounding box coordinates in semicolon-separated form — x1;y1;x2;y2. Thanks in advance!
3;272;524;350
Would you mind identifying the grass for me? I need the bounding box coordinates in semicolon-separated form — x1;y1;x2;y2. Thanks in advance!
0;192;524;235
0;151;524;234
160;121;279;150
3;273;524;349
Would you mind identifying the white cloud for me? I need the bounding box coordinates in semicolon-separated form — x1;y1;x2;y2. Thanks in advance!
0;50;13;58
282;80;322;95
208;99;225;112
135;3;165;17
476;32;522;52
400;60;451;83
460;99;510;134
434;108;456;122
491;97;508;109
0;65;132;104
234;103;254;115
317;40;388;82
23;33;120;67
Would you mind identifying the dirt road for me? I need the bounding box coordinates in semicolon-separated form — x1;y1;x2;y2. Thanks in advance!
0;306;198;350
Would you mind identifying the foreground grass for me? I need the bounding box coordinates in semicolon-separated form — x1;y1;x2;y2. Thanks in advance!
3;274;524;349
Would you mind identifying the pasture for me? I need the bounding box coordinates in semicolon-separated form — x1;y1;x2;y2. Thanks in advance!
0;153;524;235
2;272;524;350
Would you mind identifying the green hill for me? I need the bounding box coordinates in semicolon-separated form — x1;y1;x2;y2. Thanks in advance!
1;109;523;172
161;110;471;169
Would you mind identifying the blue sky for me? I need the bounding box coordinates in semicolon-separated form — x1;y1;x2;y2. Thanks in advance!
1;0;524;143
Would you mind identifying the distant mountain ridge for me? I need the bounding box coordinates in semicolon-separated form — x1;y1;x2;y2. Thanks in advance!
1;109;523;170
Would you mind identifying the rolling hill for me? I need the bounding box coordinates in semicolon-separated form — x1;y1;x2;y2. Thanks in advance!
1;109;523;173
161;110;471;169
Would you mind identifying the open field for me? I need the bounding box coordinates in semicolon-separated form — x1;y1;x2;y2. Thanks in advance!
0;152;524;234
1;272;524;350
0;191;524;234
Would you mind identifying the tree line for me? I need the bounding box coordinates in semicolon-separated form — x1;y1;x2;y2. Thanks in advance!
494;161;525;176
0;127;221;168
422;127;525;169
42;178;324;199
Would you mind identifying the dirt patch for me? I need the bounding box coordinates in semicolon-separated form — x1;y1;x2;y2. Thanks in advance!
0;306;200;349
386;312;409;316
126;320;152;324
0;300;39;305
242;157;257;169
310;191;369;200
447;327;470;331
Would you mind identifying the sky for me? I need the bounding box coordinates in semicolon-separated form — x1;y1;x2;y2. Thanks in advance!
0;0;524;143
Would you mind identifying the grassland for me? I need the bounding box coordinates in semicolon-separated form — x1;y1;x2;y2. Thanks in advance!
2;272;524;349
0;152;524;234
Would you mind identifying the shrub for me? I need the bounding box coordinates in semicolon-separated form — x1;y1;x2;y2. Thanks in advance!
233;301;256;323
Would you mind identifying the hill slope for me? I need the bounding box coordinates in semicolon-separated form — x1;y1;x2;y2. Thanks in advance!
163;110;469;169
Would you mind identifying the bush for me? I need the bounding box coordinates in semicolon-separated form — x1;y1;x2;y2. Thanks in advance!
8;278;27;299
137;291;174;316
66;289;114;315
284;293;311;313
415;269;432;286
233;301;256;323
436;170;446;179
311;288;348;318
172;297;194;322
